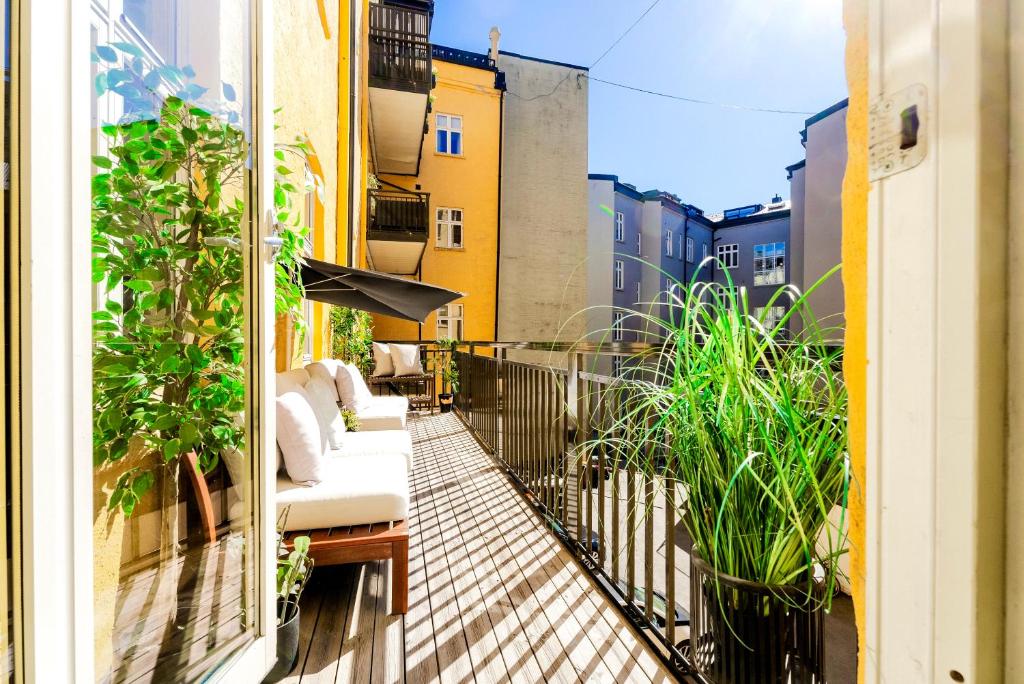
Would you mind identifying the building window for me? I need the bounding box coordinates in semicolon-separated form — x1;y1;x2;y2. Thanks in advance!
436;114;463;155
717;243;739;269
436;208;463;249
635;281;641;305
755;305;786;331
302;165;316;363
612;356;623;378
614;259;624;290
753;242;786;286
702;243;708;261
636;232;642;256
437;303;464;340
612;311;625;342
615;211;625;242
665;230;673;257
686;236;695;263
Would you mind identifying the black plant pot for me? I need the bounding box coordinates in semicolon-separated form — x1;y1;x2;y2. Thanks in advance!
262;600;301;683
688;553;825;684
439;393;454;413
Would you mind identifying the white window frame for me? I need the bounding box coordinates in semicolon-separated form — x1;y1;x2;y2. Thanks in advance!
436;207;463;249
753;241;786;286
686;236;695;263
664;230;673;257
614;211;624;242
612;356;623;378
702;243;708;261
613;259;625;290
435;113;463;156
612;311;625;342
436;303;464;340
754;305;786;331
635;281;641;305
717;243;739;269
636;232;642;256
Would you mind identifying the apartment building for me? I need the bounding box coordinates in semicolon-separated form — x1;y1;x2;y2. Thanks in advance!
788;98;849;336
369;43;504;344
710;200;793;331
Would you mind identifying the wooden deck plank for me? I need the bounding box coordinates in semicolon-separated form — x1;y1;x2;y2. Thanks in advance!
292;413;676;684
294;566;353;684
434;429;624;683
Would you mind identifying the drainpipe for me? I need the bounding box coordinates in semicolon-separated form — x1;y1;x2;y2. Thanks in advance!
682;212;690;283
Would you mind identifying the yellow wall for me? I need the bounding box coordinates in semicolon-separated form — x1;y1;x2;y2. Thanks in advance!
841;0;867;680
371;58;503;344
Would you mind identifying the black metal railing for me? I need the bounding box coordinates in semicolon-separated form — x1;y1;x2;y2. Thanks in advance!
367;186;429;239
369;3;431;93
442;341;694;678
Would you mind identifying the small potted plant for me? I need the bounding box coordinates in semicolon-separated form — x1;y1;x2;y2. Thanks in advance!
436;338;459;413
263;511;313;683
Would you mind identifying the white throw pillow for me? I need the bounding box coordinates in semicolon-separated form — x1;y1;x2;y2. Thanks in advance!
390;343;423;377
304;374;347;448
335;363;374;412
276;386;328;485
371;342;394;377
305;361;343;397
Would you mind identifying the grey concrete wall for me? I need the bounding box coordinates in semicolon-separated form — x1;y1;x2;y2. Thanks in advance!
712;215;792;313
789;165;807;291
801;106;847;334
497;53;588;365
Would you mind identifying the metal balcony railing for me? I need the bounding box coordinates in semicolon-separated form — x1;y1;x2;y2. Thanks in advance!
366;186;429;239
368;3;431;94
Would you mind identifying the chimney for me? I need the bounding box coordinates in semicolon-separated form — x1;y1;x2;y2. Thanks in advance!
488;27;501;62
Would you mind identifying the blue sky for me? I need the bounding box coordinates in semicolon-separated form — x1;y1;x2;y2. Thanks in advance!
430;0;847;213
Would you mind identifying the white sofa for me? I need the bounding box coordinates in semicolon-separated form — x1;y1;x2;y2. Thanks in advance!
274;362;414;532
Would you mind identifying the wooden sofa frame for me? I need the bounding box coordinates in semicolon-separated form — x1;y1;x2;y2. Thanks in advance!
184;451;410;615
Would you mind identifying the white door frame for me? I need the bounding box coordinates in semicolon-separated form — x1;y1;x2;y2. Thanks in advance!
865;0;1009;681
14;0;278;680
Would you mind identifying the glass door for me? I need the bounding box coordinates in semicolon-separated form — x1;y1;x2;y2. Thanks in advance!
89;2;270;681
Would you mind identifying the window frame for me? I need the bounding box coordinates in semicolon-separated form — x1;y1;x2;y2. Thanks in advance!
717;243;739;269
613;259;624;291
753;241;786;286
436;303;464;340
436;207;464;249
435;112;463;156
686;236;695;263
614;211;625;242
665;230;673;257
612;311;625;342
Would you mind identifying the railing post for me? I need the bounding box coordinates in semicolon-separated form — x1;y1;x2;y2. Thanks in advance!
467;343;475;426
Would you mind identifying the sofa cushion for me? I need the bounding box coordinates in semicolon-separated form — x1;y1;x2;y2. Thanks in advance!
334;429;414;472
356;395;409;431
277;368;311;394
336;363;374;412
276;386;328;485
305;374;347;449
371;342;394;377
390;343;423;377
305;360;343;398
276;452;409;531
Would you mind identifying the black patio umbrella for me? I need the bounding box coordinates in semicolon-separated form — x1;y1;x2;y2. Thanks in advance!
299;258;463;323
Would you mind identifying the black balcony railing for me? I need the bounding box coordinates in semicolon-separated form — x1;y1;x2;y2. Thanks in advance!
367;186;429;240
369;3;431;94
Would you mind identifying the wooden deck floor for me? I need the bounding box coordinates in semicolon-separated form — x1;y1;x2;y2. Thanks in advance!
284;413;676;684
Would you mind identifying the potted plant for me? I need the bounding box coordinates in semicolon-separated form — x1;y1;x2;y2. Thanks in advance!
435;338;460;413
591;266;849;683
263;514;313;683
91;42;310;543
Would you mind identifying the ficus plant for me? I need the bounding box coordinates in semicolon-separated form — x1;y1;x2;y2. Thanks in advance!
91;43;312;529
328;305;373;374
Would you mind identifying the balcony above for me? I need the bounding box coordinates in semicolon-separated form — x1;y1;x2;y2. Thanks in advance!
368;2;431;175
366;184;430;276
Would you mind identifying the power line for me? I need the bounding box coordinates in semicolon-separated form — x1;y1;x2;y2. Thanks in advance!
590;0;666;69
584;75;815;116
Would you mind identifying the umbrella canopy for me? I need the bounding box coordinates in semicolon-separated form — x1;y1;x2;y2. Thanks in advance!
299;258;463;323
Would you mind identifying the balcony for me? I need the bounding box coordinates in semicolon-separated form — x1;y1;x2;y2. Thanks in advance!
368;1;432;175
365;184;430;275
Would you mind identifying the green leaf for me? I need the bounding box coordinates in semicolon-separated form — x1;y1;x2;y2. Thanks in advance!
163;438;182;461
92;155;112;169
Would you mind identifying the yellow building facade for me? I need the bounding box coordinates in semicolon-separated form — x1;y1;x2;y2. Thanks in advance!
368;50;503;345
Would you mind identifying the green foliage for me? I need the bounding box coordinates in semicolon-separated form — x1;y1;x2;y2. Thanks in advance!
341;408;360;433
586;263;850;609
329;306;373;374
435;338;460;394
92;43;312;516
276;510;313;624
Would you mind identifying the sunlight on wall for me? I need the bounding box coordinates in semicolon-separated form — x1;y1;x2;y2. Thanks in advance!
841;0;868;681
